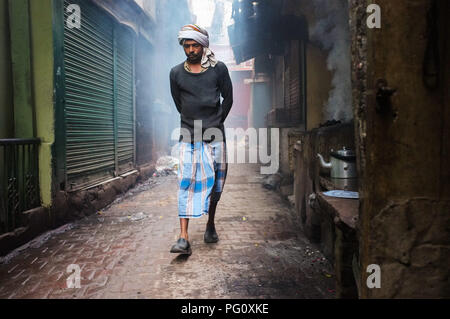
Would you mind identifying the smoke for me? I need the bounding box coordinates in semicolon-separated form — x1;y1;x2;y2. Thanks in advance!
134;0;193;158
309;0;353;122
210;1;225;43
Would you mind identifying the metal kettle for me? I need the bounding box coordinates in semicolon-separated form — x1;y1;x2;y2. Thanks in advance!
317;147;357;179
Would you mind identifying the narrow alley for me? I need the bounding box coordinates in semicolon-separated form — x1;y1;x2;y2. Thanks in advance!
0;163;335;299
1;0;449;301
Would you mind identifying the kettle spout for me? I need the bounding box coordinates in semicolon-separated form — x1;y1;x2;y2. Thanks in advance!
317;154;332;169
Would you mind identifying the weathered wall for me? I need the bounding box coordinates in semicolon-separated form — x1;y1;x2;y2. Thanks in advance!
280;0;335;131
283;0;333;130
350;0;450;298
306;44;333;130
30;0;54;208
9;0;34;139
0;0;12;196
294;123;355;241
1;0;54;255
2;0;53;207
279;128;292;176
0;0;13;139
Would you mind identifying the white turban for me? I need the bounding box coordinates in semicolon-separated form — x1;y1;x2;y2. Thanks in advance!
178;24;218;68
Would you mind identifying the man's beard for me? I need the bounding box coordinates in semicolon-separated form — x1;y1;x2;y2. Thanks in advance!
186;52;203;64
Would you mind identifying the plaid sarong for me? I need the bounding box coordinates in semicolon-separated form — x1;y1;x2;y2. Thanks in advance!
177;141;228;219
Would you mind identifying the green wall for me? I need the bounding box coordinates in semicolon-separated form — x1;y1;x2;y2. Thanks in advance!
9;0;34;138
0;0;13;197
0;0;13;138
30;0;54;207
6;0;54;207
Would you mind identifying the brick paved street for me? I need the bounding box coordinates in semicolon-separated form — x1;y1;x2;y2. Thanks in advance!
0;163;335;299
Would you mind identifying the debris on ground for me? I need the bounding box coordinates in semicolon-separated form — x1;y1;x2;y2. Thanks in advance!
288;195;295;207
262;173;282;190
155;156;179;176
117;212;149;223
129;212;147;222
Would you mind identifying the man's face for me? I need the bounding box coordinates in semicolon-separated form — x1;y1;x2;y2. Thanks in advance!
183;40;203;64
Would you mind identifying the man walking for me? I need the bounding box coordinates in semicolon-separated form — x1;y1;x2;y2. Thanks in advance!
169;24;233;255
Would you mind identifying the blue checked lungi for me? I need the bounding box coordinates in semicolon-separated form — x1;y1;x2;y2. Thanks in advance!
177;140;228;219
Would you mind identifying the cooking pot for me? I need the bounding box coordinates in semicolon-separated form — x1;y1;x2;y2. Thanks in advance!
317;147;357;179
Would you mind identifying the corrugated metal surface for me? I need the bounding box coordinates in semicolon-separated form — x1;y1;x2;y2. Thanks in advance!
282;40;304;125
284;68;290;109
289;69;300;107
63;0;135;189
115;27;135;174
289;40;300;109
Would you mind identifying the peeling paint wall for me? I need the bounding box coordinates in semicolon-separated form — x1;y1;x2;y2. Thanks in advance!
350;0;450;298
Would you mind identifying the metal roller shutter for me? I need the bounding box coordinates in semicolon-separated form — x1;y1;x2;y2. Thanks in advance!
284;40;304;125
115;27;135;175
289;40;300;109
63;0;135;190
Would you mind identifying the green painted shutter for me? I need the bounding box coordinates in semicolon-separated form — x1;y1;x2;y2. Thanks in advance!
115;27;135;175
63;0;135;190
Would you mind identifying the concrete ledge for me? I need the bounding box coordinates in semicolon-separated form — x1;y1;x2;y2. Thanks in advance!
52;163;156;226
292;122;355;244
137;163;156;182
0;206;50;256
316;192;359;299
317;193;359;230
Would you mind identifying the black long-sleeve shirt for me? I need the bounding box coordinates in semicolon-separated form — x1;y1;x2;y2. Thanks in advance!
170;61;233;143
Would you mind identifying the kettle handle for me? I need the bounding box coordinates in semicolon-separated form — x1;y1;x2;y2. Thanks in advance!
317;154;332;169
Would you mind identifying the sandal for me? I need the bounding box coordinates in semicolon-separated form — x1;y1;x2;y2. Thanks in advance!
204;226;219;243
170;238;192;255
